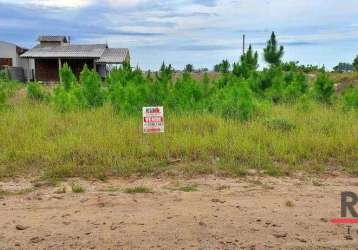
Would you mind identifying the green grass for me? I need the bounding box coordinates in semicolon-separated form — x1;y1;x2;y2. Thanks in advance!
71;183;85;193
124;186;153;194
0;99;357;179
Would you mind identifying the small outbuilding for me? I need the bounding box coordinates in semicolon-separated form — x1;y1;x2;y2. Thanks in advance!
0;41;33;81
21;36;130;82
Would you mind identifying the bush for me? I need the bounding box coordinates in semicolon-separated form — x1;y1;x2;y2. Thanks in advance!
0;80;21;108
283;72;308;102
264;67;285;103
81;67;106;108
110;81;148;114
27;82;45;101
53;87;78;112
54;64;104;112
71;183;85;193
60;63;76;91
342;87;358;110
233;45;258;79
0;86;6;108
166;72;203;111
314;73;334;103
109;68;149;114
219;79;256;121
0;70;8;81
255;67;281;93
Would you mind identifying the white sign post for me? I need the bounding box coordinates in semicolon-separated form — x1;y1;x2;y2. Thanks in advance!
143;107;164;134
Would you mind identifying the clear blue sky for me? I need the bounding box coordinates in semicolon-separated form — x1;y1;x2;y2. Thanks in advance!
1;0;358;70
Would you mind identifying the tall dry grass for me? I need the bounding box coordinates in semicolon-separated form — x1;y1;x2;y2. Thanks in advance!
0;100;357;179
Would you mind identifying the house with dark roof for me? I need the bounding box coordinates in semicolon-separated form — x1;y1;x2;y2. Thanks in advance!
21;36;130;82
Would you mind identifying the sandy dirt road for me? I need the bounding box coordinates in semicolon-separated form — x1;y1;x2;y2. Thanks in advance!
0;174;357;250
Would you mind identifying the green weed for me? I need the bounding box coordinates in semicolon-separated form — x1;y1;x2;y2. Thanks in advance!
71;183;85;193
124;186;152;194
27;82;46;101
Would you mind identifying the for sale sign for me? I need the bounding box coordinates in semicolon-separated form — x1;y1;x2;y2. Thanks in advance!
143;107;164;133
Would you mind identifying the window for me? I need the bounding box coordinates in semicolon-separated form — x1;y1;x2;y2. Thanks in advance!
0;58;13;67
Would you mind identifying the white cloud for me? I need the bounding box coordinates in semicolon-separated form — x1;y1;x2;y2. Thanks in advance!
2;0;358;69
0;0;92;8
0;0;144;8
0;0;91;8
107;0;141;7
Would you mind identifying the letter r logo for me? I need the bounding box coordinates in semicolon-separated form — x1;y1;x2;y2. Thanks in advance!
341;192;358;218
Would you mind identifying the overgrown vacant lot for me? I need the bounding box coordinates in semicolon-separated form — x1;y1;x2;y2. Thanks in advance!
1;33;358;180
0;99;357;180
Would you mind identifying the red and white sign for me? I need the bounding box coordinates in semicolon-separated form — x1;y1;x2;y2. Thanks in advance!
143;106;164;133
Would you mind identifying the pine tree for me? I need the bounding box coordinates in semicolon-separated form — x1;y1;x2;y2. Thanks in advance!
81;69;106;107
233;45;258;78
184;64;194;72
314;73;334;103
59;63;76;91
264;32;284;66
218;60;230;74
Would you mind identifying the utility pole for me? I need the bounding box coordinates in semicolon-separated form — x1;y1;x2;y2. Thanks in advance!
242;34;246;55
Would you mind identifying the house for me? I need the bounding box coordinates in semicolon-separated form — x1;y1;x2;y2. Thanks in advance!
0;41;33;81
21;36;130;82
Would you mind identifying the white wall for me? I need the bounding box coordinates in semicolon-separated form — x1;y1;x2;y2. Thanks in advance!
0;41;33;81
0;41;18;66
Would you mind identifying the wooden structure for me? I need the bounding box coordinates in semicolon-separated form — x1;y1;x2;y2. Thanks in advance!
21;36;130;82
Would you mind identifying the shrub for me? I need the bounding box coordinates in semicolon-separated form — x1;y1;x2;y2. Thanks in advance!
283;72;308;102
0;86;6;108
233;45;258;79
59;63;76;91
53;86;78;112
214;60;230;74
342;86;358;110
313;73;334;103
0;80;21;108
256;66;282;93
166;72;203;111
106;62;134;88
71;183;85;193
110;81;148;114
0;80;21;97
237;83;256;121
27;82;45;101
0;70;8;81
264;67;285;103
54;64;91;112
81;68;106;108
220;79;256;121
